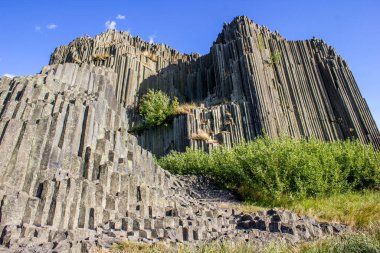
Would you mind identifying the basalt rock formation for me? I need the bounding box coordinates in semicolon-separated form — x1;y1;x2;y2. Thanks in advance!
0;16;376;252
50;16;380;155
0;64;347;253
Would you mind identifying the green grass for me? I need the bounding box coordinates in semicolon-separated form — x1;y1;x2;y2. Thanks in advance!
158;136;380;202
296;231;380;253
270;50;282;65
236;190;380;231
95;229;380;253
288;191;380;231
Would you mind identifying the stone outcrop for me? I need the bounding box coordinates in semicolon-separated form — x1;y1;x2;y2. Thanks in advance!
0;64;346;252
50;16;380;155
0;15;377;252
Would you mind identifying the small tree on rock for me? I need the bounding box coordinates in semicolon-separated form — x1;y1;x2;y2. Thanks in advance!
139;89;178;127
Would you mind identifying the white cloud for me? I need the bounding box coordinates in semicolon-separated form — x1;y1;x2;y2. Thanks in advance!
35;26;41;31
149;34;157;44
46;24;57;30
105;20;117;30
116;14;125;20
3;74;15;78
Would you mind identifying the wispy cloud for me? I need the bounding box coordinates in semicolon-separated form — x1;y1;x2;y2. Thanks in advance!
105;20;117;30
3;74;15;78
35;26;42;32
116;14;125;20
46;24;58;30
149;33;157;44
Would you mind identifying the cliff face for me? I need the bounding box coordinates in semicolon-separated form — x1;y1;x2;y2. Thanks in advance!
0;16;372;251
0;64;246;250
0;63;346;252
50;16;380;155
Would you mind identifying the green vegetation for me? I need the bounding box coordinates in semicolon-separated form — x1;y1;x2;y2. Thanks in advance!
139;89;179;127
270;50;282;65
95;229;380;253
297;231;380;253
257;33;265;50
286;190;380;231
158;136;380;202
158;136;380;239
129;90;199;135
236;190;379;231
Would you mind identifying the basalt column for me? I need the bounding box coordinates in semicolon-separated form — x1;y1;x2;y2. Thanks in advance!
49;16;380;154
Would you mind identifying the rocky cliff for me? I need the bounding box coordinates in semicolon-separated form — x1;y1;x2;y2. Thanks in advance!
50;16;380;155
0;16;376;252
0;64;346;252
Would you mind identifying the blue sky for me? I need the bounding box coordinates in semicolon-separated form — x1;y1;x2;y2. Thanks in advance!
0;0;379;126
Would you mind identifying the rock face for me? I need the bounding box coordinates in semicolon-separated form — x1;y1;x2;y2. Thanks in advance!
0;64;346;252
0;15;376;252
50;16;380;155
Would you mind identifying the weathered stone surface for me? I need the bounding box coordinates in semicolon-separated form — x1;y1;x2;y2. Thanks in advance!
0;15;374;252
50;16;379;155
0;64;348;252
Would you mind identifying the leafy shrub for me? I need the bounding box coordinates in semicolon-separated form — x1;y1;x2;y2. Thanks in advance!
130;90;201;135
158;136;380;202
139;89;178;127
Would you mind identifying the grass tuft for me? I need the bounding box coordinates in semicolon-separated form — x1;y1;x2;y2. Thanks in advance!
175;103;198;115
93;53;110;61
270;50;282;65
191;130;211;141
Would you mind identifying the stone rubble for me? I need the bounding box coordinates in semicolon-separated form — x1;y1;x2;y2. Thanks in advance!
0;64;347;252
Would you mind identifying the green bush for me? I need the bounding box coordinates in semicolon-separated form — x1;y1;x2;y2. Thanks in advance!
139;89;178;127
158;136;380;202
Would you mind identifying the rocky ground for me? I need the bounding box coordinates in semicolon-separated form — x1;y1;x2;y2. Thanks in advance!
0;175;349;253
175;176;349;243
